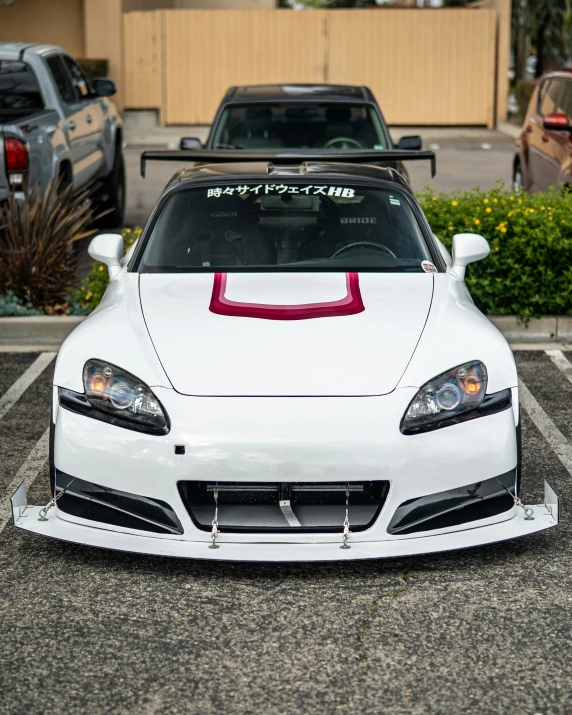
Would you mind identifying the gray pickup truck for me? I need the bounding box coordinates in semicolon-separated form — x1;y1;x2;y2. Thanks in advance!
0;42;124;227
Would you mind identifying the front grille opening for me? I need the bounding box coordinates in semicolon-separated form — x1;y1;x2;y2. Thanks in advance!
178;481;389;533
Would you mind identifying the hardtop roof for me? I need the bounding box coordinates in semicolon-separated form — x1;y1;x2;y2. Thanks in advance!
225;84;374;104
163;161;411;192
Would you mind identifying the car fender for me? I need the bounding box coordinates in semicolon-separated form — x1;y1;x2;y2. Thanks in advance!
397;272;517;395
54;271;171;393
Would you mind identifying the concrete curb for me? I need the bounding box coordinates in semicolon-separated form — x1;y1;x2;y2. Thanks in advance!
0;317;84;345
0;315;570;347
489;316;572;343
496;121;520;141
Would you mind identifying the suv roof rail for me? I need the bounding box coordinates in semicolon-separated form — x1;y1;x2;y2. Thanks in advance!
140;148;436;178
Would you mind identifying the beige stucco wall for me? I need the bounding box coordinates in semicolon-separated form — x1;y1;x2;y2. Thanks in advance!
0;0;85;57
83;0;124;109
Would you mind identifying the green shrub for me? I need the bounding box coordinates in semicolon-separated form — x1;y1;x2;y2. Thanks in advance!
514;79;536;122
78;59;109;82
67;227;141;315
0;290;41;316
418;184;572;320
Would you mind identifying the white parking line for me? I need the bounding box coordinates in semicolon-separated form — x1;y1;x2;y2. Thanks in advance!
0;352;56;422
546;349;572;386
0;427;50;533
519;377;572;478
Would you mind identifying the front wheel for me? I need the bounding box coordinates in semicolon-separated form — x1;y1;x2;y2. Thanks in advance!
95;150;126;229
513;160;524;192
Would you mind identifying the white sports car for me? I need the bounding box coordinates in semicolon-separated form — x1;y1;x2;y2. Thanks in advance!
12;149;558;561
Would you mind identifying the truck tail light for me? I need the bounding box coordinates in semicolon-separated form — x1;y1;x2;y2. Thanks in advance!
4;137;29;187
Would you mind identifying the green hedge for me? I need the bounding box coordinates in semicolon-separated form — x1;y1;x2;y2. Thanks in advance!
418;185;572;320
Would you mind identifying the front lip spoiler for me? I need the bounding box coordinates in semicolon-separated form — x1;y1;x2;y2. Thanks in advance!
10;481;558;562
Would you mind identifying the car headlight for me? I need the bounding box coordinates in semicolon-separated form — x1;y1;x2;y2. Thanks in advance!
83;359;169;432
401;360;487;434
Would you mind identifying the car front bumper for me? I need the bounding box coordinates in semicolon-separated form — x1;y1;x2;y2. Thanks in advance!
11;478;558;561
10;386;559;560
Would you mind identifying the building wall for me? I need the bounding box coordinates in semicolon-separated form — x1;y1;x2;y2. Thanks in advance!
83;0;125;109
0;0;85;57
125;7;498;127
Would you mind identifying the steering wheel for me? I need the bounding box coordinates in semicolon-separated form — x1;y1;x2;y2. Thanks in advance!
332;241;397;259
324;137;362;150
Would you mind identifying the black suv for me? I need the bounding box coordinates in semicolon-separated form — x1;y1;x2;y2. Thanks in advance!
181;84;422;182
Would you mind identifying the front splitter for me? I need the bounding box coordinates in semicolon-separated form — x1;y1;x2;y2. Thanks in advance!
11;481;558;562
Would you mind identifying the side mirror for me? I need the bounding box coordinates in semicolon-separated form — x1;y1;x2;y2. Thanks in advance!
92;78;117;97
542;112;572;131
451;233;490;281
180;137;203;150
88;233;124;280
396;135;422;151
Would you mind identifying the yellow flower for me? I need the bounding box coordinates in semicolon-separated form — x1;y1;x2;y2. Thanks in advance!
483;198;489;204
85;292;93;300
98;265;104;272
485;207;492;213
507;211;513;217
517;198;523;204
528;208;535;213
494;246;500;252
510;196;515;201
474;218;480;225
500;227;507;233
451;200;459;207
540;206;545;211
432;196;437;201
493;198;498;203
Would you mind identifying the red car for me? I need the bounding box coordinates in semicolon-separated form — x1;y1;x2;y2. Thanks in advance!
513;70;572;192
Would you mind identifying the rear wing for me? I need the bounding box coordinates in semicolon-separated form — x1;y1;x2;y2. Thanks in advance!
140;148;436;179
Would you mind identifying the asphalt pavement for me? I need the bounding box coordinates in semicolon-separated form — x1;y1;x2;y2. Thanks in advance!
0;348;571;715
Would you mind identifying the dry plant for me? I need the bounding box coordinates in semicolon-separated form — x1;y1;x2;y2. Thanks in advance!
0;180;94;311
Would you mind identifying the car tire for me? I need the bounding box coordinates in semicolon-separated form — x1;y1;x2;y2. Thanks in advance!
513;160;524;192
95;148;126;229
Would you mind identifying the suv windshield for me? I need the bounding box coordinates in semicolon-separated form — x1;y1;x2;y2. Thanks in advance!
139;182;431;273
211;104;389;150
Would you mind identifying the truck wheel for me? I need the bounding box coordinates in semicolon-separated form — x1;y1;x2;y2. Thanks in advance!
95;149;126;228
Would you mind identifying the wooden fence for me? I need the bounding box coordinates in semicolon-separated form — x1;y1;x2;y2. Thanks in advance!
123;7;499;127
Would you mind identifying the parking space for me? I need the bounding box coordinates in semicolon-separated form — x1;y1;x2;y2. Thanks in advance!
0;349;570;714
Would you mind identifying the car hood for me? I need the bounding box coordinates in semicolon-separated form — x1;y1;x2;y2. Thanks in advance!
139;272;433;396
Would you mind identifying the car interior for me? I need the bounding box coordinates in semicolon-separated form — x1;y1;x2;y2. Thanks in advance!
212;103;388;150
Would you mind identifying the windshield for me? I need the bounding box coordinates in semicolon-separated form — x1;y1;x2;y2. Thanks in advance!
211;103;389;150
139;182;432;273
